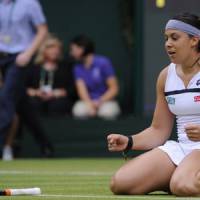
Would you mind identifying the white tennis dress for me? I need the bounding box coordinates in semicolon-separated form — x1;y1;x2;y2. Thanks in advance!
158;63;200;165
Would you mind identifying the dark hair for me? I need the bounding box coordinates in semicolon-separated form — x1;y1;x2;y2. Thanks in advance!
70;35;95;57
172;13;200;51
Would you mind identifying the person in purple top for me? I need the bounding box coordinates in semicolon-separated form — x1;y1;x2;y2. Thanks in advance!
70;35;121;119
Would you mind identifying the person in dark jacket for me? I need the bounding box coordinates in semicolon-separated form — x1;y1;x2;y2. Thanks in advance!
27;34;75;115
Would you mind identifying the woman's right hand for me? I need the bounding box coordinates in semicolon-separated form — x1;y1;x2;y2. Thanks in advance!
107;134;129;152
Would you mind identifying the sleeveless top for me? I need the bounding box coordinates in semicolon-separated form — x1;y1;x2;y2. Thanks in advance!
165;63;200;144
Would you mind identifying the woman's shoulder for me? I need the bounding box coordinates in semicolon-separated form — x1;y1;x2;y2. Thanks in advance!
157;65;171;90
159;66;168;77
28;65;41;73
158;63;175;80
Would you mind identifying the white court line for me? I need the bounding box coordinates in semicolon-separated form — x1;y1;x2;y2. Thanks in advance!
39;194;196;199
0;170;112;176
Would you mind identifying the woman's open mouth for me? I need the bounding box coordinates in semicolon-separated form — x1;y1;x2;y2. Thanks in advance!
167;51;176;57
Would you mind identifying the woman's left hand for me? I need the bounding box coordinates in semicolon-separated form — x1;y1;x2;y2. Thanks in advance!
185;124;200;141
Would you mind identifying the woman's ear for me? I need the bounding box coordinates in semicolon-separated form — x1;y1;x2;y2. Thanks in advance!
190;36;200;49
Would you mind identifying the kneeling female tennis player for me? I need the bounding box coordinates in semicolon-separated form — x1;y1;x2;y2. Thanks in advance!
107;13;200;196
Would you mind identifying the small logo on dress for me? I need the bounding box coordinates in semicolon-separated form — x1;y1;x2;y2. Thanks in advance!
196;79;200;86
194;95;200;102
166;97;175;105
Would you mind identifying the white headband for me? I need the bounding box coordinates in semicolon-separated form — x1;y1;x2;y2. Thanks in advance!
165;19;200;37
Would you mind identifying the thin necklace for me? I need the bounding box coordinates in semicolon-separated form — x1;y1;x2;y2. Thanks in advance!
190;56;200;68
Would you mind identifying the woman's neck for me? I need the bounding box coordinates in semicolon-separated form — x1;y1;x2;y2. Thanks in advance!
180;53;200;74
43;61;57;71
83;54;94;68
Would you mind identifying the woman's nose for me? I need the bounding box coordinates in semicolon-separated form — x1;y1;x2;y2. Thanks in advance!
165;40;173;48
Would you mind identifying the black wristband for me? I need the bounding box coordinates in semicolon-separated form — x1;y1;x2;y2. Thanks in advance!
124;136;133;153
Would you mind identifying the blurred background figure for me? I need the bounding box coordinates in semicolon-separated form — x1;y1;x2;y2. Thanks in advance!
70;35;121;120
26;34;75;116
0;0;48;159
0;70;3;88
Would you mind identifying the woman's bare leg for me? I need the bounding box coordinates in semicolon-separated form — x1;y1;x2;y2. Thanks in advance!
170;150;200;196
110;148;176;195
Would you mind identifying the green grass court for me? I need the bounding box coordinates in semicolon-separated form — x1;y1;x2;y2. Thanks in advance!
0;159;198;200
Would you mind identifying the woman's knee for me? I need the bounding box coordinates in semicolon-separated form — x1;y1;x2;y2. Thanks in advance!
110;172;143;195
170;174;185;196
110;174;130;195
110;175;121;195
170;172;200;196
194;171;200;189
98;101;120;120
72;101;89;118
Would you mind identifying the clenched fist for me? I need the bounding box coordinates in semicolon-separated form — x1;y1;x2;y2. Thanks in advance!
185;124;200;141
107;134;129;152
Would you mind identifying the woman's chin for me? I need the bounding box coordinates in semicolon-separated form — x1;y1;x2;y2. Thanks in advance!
169;58;179;64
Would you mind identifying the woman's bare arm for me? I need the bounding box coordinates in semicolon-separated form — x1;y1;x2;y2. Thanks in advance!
132;67;175;150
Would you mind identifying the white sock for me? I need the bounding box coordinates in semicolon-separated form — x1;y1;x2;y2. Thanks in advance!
2;145;13;161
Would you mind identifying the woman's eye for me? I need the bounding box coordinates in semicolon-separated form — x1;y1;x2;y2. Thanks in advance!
171;35;179;41
172;37;178;41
